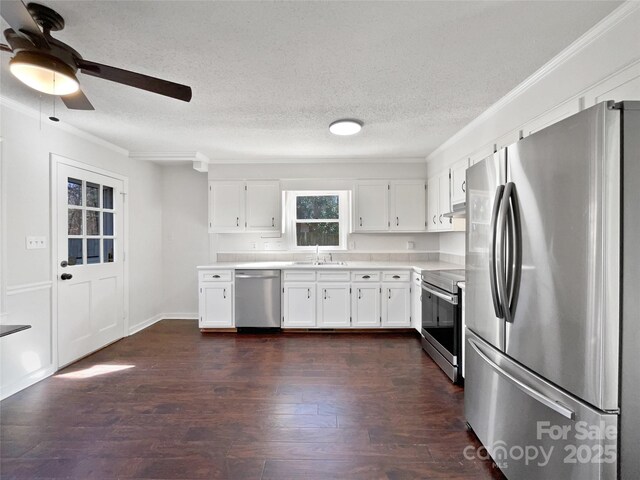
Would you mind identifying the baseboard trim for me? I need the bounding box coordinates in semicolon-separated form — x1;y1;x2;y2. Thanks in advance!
0;365;56;401
128;313;197;336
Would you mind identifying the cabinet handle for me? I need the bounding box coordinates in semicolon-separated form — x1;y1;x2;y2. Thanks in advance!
223;288;226;299
324;289;327;300
272;217;275;227
392;275;400;279
359;217;363;227
307;288;311;299
388;289;392;299
362;275;370;279
236;217;239;227
212;274;220;278
462;180;466;193
358;288;362;299
433;215;436;224
439;215;443;224
396;216;399;226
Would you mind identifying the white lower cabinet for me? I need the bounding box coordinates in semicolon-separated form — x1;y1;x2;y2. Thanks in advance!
411;272;422;332
382;283;411;327
199;283;234;328
317;283;351;328
283;283;316;327
351;284;381;327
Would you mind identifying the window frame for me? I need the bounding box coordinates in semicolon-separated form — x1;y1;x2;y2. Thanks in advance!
285;190;349;251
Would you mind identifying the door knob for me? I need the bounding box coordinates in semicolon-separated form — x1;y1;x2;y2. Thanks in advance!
61;273;73;280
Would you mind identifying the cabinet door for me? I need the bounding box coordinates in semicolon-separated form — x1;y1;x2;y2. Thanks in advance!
389;180;426;232
411;273;422;332
246;181;281;232
382;284;411;327
283;283;316;327
317;284;351;328
438;172;453;231
199;283;233;328
209;181;245;232
351;284;381;327
450;159;469;206
426;177;439;232
354;181;389;231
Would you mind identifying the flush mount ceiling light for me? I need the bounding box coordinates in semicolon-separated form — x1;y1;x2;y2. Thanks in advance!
329;119;363;136
9;51;79;96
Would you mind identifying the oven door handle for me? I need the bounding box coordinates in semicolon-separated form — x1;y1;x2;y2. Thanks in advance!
421;284;458;305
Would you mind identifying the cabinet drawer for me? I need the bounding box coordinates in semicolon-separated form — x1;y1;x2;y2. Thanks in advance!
382;271;410;282
200;270;233;282
351;272;380;282
283;270;316;282
317;271;351;282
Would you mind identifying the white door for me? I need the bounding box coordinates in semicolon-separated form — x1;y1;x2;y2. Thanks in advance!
283;284;316;327
382;284;411;327
57;163;125;367
427;177;439;232
199;283;233;328
209;181;245;232
317;284;351;327
246;181;280;231
438;172;452;231
351;284;381;327
389;180;426;231
354;181;388;231
450;159;469;206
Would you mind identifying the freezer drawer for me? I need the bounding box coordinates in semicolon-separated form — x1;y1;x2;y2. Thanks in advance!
465;330;617;480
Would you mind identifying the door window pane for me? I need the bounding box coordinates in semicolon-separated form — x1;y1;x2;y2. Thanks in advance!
103;239;114;263
103;212;114;236
86;182;100;208
68;239;83;265
87;239;100;264
68;209;83;235
86;211;100;236
296;195;339;219
296;222;339;246
103;186;114;210
68;178;82;206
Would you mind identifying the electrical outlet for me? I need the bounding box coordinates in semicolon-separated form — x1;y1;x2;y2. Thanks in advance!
26;236;47;249
250;242;257;250
406;241;415;250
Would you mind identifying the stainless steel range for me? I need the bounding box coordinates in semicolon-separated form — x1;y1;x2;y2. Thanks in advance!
420;269;465;384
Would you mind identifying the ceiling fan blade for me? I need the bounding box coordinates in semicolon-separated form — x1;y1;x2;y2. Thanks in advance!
78;59;192;102
61;89;94;110
0;0;49;48
0;43;12;53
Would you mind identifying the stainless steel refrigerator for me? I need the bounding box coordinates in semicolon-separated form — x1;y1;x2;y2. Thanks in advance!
464;100;639;480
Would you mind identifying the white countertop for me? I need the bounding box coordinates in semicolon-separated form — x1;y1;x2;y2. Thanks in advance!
197;260;462;273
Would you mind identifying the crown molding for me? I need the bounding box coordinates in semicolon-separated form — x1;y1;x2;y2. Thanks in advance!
129;151;209;163
426;1;640;162
0;95;129;157
203;156;426;165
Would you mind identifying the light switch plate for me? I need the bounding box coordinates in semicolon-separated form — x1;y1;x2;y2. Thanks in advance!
26;236;47;249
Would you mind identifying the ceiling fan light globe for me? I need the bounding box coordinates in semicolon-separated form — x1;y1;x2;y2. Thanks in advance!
9;53;79;96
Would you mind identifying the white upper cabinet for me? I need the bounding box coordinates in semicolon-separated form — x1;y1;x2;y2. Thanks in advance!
450;158;469;207
426;171;459;232
389;180;426;232
209;180;281;233
438;171;452;230
427;177;439;232
354;180;389;231
209;181;245;232
354;179;426;233
245;181;281;232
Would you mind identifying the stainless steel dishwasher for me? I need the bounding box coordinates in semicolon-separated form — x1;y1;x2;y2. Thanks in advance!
234;270;281;330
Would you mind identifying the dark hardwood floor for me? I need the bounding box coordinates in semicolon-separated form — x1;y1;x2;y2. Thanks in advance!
0;320;505;479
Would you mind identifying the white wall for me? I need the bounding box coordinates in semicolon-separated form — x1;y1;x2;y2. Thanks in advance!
427;2;640;257
161;165;209;316
0;101;164;399
208;160;439;256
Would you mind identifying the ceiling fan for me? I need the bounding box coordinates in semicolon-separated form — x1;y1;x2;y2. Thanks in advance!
0;0;192;110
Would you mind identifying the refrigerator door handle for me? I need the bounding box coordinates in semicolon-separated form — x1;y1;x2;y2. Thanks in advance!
496;183;513;323
468;338;575;420
505;183;523;318
490;185;505;318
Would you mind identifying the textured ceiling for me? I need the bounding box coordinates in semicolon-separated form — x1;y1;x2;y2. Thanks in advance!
0;1;620;161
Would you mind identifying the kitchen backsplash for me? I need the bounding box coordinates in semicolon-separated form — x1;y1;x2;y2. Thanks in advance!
216;251;465;265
